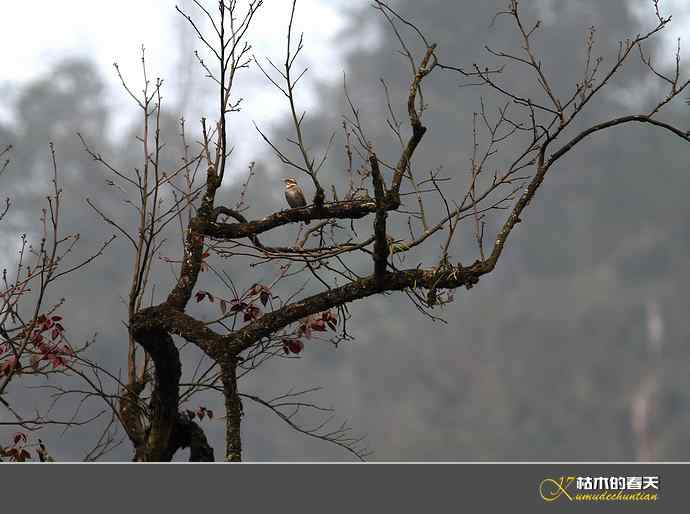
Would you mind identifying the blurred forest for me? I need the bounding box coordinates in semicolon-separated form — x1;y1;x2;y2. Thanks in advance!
2;0;690;460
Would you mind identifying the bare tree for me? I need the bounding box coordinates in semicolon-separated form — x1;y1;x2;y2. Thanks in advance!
0;143;115;461
2;0;689;461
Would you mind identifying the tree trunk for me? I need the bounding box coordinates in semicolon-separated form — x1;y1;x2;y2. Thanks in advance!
221;358;243;461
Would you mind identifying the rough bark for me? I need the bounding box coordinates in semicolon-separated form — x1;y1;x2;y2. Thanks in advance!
221;359;243;462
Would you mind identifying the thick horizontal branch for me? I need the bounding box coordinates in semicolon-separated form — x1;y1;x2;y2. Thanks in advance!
212;206;374;257
204;198;393;240
229;262;484;354
138;261;487;361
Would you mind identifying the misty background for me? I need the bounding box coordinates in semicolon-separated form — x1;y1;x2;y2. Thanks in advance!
2;0;690;460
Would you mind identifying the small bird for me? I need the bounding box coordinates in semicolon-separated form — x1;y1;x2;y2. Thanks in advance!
284;177;309;223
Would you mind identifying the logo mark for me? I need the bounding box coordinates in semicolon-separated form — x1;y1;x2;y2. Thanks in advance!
539;476;575;502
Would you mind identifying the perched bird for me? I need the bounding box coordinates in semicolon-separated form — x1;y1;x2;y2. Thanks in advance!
283;177;309;223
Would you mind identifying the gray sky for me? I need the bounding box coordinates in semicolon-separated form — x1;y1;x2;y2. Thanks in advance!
1;0;685;143
0;1;379;157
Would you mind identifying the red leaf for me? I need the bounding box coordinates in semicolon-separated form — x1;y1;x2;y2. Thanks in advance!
310;319;327;332
260;290;270;306
288;339;304;354
46;353;66;369
13;432;27;445
282;339;304;355
300;324;312;340
51;328;60;340
322;311;338;325
195;406;213;421
195;291;206;303
51;315;63;322
230;301;246;313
